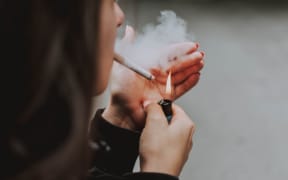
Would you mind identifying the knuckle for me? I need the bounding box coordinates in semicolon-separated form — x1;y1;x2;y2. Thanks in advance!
189;141;193;151
187;120;195;132
187;122;193;130
191;122;196;133
188;138;193;147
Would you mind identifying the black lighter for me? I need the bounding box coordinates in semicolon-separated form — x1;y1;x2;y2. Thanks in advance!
158;99;173;123
158;70;173;122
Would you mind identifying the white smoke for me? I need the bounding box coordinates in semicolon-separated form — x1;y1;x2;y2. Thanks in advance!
116;10;194;69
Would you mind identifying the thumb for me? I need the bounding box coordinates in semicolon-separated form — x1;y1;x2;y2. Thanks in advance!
145;103;168;128
122;25;136;44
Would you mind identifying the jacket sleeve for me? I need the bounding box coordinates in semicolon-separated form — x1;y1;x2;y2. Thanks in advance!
88;109;178;180
89;109;140;175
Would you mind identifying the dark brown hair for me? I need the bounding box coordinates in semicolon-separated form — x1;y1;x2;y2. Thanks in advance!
1;0;102;179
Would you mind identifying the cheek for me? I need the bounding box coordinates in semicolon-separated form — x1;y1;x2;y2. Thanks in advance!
95;39;115;94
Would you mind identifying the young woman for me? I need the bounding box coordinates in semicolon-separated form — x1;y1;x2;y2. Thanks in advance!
1;0;204;179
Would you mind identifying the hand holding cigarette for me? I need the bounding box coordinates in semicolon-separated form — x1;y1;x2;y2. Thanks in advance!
103;26;204;131
150;42;205;98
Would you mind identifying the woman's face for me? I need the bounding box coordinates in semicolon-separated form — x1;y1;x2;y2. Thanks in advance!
95;0;125;95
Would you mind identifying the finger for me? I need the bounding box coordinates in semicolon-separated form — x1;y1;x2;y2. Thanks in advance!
188;136;193;153
187;42;199;54
200;60;205;68
153;61;204;85
173;62;204;86
151;52;204;83
170;51;204;74
174;73;200;98
186;127;194;154
179;42;199;55
122;25;136;43
142;100;154;109
150;68;165;78
188;123;195;151
145;103;169;128
169;104;195;155
167;42;199;59
154;73;169;85
151;57;204;86
169;104;194;128
171;105;196;140
150;68;169;84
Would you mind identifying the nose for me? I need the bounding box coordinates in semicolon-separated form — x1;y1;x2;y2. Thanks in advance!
115;3;125;27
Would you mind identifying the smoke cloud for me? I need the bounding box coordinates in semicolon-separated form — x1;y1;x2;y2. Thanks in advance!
116;10;195;69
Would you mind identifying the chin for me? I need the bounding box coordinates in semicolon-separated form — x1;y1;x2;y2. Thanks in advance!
94;85;107;96
93;81;108;96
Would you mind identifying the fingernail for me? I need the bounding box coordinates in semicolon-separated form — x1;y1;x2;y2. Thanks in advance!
125;25;130;34
195;72;201;76
200;51;205;57
195;42;200;49
143;100;153;109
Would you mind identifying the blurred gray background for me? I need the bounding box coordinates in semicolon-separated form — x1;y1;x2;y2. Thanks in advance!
95;0;288;180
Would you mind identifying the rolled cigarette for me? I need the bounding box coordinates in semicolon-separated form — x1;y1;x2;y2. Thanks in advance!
114;52;155;81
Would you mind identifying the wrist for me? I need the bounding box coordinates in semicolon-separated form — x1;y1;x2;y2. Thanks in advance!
102;104;137;131
140;160;181;177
